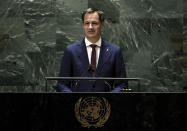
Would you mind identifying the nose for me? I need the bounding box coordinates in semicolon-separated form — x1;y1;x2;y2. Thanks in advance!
88;23;93;29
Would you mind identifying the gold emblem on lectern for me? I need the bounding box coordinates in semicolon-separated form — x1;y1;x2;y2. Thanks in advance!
75;97;111;128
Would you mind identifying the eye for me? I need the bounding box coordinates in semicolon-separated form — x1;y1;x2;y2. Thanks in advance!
92;22;99;25
84;22;89;25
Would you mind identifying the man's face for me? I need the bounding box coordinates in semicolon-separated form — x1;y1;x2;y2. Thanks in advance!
82;12;104;42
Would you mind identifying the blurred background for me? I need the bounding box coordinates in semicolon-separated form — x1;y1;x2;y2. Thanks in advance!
0;0;187;92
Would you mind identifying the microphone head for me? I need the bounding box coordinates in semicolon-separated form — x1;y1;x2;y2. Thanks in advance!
87;65;95;73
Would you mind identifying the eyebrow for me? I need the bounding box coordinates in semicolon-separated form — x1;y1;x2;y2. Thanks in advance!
84;21;99;23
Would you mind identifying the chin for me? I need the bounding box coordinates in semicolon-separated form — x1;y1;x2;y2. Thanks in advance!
86;34;96;38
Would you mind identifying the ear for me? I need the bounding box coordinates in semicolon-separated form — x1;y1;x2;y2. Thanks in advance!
101;22;104;29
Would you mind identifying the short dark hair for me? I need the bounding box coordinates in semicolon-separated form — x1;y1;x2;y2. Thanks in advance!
81;8;105;23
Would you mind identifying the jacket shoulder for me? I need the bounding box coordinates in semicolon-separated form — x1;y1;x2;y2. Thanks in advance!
65;40;83;52
103;40;121;50
66;41;81;48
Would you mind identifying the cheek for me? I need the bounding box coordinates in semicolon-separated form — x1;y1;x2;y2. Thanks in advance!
96;27;102;32
82;26;87;30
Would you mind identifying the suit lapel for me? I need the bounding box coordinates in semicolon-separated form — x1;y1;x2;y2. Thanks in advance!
96;40;110;75
76;39;110;76
77;39;89;72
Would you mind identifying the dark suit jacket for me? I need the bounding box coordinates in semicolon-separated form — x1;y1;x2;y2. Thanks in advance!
57;39;127;92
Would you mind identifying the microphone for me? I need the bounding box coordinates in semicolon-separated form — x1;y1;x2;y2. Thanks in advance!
87;65;95;74
74;65;112;91
88;65;112;91
74;65;93;87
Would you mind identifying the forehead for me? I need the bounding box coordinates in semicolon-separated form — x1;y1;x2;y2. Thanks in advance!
84;12;99;22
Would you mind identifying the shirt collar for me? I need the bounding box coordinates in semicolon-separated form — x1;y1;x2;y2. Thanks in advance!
85;37;101;47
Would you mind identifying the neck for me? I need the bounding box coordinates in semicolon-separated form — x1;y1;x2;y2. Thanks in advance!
86;37;100;43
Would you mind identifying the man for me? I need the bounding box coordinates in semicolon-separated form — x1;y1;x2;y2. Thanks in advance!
57;8;127;92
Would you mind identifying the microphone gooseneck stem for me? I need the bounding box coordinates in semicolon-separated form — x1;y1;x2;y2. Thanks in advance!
74;65;93;88
104;81;112;91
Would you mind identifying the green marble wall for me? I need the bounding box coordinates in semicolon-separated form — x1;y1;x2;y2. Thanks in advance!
0;0;187;92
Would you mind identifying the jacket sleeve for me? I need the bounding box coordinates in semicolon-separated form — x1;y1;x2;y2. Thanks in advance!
111;47;128;92
57;46;72;92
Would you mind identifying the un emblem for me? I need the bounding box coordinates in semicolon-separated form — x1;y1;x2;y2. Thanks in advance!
75;97;111;128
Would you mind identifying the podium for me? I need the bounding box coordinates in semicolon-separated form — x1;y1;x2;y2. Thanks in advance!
45;77;141;92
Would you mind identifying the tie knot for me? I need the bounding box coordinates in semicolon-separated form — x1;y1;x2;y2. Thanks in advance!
90;44;97;49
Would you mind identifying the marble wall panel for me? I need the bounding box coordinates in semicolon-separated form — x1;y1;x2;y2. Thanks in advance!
0;0;186;92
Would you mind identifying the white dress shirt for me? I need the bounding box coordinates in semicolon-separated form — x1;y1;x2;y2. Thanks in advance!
85;37;101;67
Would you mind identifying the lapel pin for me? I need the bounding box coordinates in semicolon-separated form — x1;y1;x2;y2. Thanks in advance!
106;48;109;52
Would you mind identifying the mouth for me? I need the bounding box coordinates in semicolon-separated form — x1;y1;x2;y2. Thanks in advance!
87;30;95;34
